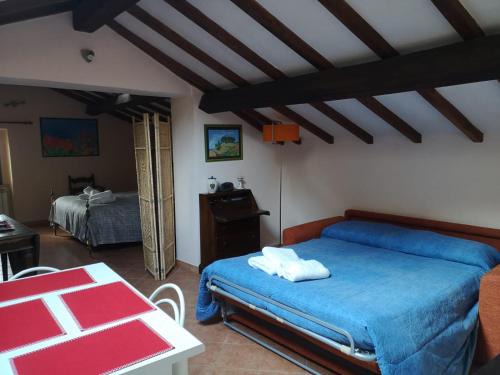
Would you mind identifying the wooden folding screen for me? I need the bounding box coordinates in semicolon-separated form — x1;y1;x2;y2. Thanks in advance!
133;113;176;279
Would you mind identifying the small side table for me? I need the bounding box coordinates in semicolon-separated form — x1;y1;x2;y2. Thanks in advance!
0;214;40;281
473;355;500;375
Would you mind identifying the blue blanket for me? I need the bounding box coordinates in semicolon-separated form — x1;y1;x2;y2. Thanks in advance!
197;221;499;374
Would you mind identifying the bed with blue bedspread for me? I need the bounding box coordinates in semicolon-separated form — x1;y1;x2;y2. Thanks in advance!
51;192;142;247
197;220;500;374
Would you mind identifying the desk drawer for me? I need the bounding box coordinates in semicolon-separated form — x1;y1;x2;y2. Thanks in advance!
216;219;259;236
217;232;259;258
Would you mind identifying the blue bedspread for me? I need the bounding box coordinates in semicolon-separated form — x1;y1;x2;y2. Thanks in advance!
51;192;142;246
197;221;500;375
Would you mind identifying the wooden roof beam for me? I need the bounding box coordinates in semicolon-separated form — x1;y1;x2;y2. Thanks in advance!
51;89;132;122
318;0;483;142
107;21;269;135
0;0;77;26
198;34;500;116
117;10;333;143
430;0;484;40
86;93;167;115
73;0;140;32
163;0;369;143
229;0;419;142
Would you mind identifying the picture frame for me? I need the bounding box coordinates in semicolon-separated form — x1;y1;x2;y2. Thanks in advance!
40;117;99;157
204;124;243;162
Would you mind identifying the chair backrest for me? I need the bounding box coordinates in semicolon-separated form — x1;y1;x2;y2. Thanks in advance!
68;174;95;195
9;266;60;280
149;283;185;327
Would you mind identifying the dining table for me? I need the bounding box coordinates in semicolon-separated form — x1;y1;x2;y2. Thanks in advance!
0;262;204;375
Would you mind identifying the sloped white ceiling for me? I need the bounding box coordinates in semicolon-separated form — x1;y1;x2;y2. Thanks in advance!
114;0;500;141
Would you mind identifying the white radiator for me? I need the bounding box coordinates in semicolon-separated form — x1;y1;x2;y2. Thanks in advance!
0;185;11;216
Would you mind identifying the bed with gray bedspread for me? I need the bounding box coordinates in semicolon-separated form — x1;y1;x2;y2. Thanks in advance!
51;192;142;247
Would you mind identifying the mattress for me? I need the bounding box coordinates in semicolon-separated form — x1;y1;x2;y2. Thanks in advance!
51;192;142;246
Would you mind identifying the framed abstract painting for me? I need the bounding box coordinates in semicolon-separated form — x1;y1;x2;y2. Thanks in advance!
40;118;99;157
204;124;243;162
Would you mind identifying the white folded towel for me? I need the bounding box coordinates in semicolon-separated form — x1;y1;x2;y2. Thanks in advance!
261;246;299;271
89;190;115;204
248;256;277;275
280;259;330;282
78;193;90;200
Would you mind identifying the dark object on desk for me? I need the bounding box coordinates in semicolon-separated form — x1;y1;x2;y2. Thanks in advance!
0;215;40;281
218;182;234;192
473;355;500;375
199;189;269;272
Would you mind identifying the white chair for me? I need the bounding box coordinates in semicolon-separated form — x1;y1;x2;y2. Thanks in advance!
149;283;187;375
9;266;60;281
148;283;185;327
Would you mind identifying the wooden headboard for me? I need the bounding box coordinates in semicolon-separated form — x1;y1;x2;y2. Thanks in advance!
345;209;500;252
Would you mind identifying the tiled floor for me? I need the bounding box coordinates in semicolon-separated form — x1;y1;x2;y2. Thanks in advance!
33;226;310;375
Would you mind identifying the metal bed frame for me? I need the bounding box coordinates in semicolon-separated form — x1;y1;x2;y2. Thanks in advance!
207;275;377;374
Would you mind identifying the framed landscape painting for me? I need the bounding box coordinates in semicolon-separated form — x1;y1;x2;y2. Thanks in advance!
205;124;242;162
40;118;99;157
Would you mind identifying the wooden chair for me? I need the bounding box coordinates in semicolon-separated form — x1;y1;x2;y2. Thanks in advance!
68;174;96;195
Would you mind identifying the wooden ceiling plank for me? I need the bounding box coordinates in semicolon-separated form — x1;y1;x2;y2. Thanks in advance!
73;0;140;32
319;0;483;142
107;21;271;137
430;0;484;40
129;6;333;143
0;0;77;26
229;0;419;142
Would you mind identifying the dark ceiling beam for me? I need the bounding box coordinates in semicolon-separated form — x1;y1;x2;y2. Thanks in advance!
86;94;168;115
107;21;268;134
0;0;77;26
164;0;366;144
430;0;484;40
431;0;499;87
51;89;132;122
129;5;335;144
64;90;143;121
229;0;418;142
318;0;483;142
199;34;500;120
73;0;140;32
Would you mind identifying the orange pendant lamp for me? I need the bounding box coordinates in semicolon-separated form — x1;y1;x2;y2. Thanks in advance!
263;122;300;143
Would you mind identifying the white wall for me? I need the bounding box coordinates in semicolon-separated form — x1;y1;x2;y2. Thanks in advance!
172;90;281;266
281;131;500;230
0;85;137;222
0;13;189;97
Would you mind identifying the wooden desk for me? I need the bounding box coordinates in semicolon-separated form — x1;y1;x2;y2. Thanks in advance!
0;215;39;281
0;263;204;374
